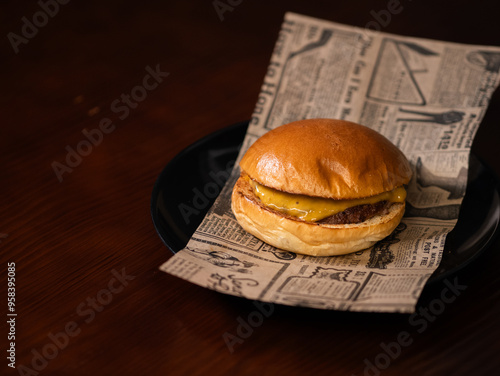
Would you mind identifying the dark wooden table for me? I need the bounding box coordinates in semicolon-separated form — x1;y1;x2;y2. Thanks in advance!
2;1;500;375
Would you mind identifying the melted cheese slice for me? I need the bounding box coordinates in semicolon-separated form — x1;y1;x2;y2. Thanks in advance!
248;178;406;222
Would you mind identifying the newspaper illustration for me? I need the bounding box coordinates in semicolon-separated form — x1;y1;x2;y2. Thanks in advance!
160;13;500;313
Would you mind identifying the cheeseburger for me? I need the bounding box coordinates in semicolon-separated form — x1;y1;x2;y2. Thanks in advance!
231;118;412;256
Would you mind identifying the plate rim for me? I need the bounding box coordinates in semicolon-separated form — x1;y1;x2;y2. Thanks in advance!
150;121;249;251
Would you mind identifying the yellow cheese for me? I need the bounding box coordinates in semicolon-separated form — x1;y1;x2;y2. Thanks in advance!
248;178;406;222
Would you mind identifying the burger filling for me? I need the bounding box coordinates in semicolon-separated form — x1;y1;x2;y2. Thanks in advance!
246;176;406;224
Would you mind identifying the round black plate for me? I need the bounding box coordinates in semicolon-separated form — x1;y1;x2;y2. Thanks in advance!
151;121;500;284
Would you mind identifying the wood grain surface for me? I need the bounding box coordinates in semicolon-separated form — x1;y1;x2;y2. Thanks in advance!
1;1;500;375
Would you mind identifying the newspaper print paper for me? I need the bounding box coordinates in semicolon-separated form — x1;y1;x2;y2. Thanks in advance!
160;13;500;313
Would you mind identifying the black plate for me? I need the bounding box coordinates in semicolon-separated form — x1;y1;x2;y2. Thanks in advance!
151;121;500;284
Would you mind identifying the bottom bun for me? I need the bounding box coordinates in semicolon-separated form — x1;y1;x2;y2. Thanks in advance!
231;177;405;256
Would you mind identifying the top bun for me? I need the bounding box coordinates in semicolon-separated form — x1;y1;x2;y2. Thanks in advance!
240;118;412;200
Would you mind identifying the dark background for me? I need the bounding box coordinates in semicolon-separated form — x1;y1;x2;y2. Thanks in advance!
1;1;500;375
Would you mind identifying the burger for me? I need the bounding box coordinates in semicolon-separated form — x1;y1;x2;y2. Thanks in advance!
231;118;412;256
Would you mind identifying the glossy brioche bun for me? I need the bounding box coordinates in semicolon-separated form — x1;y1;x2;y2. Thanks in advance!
240;118;412;199
231;118;412;256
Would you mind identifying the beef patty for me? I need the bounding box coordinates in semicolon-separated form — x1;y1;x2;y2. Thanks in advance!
319;200;392;225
